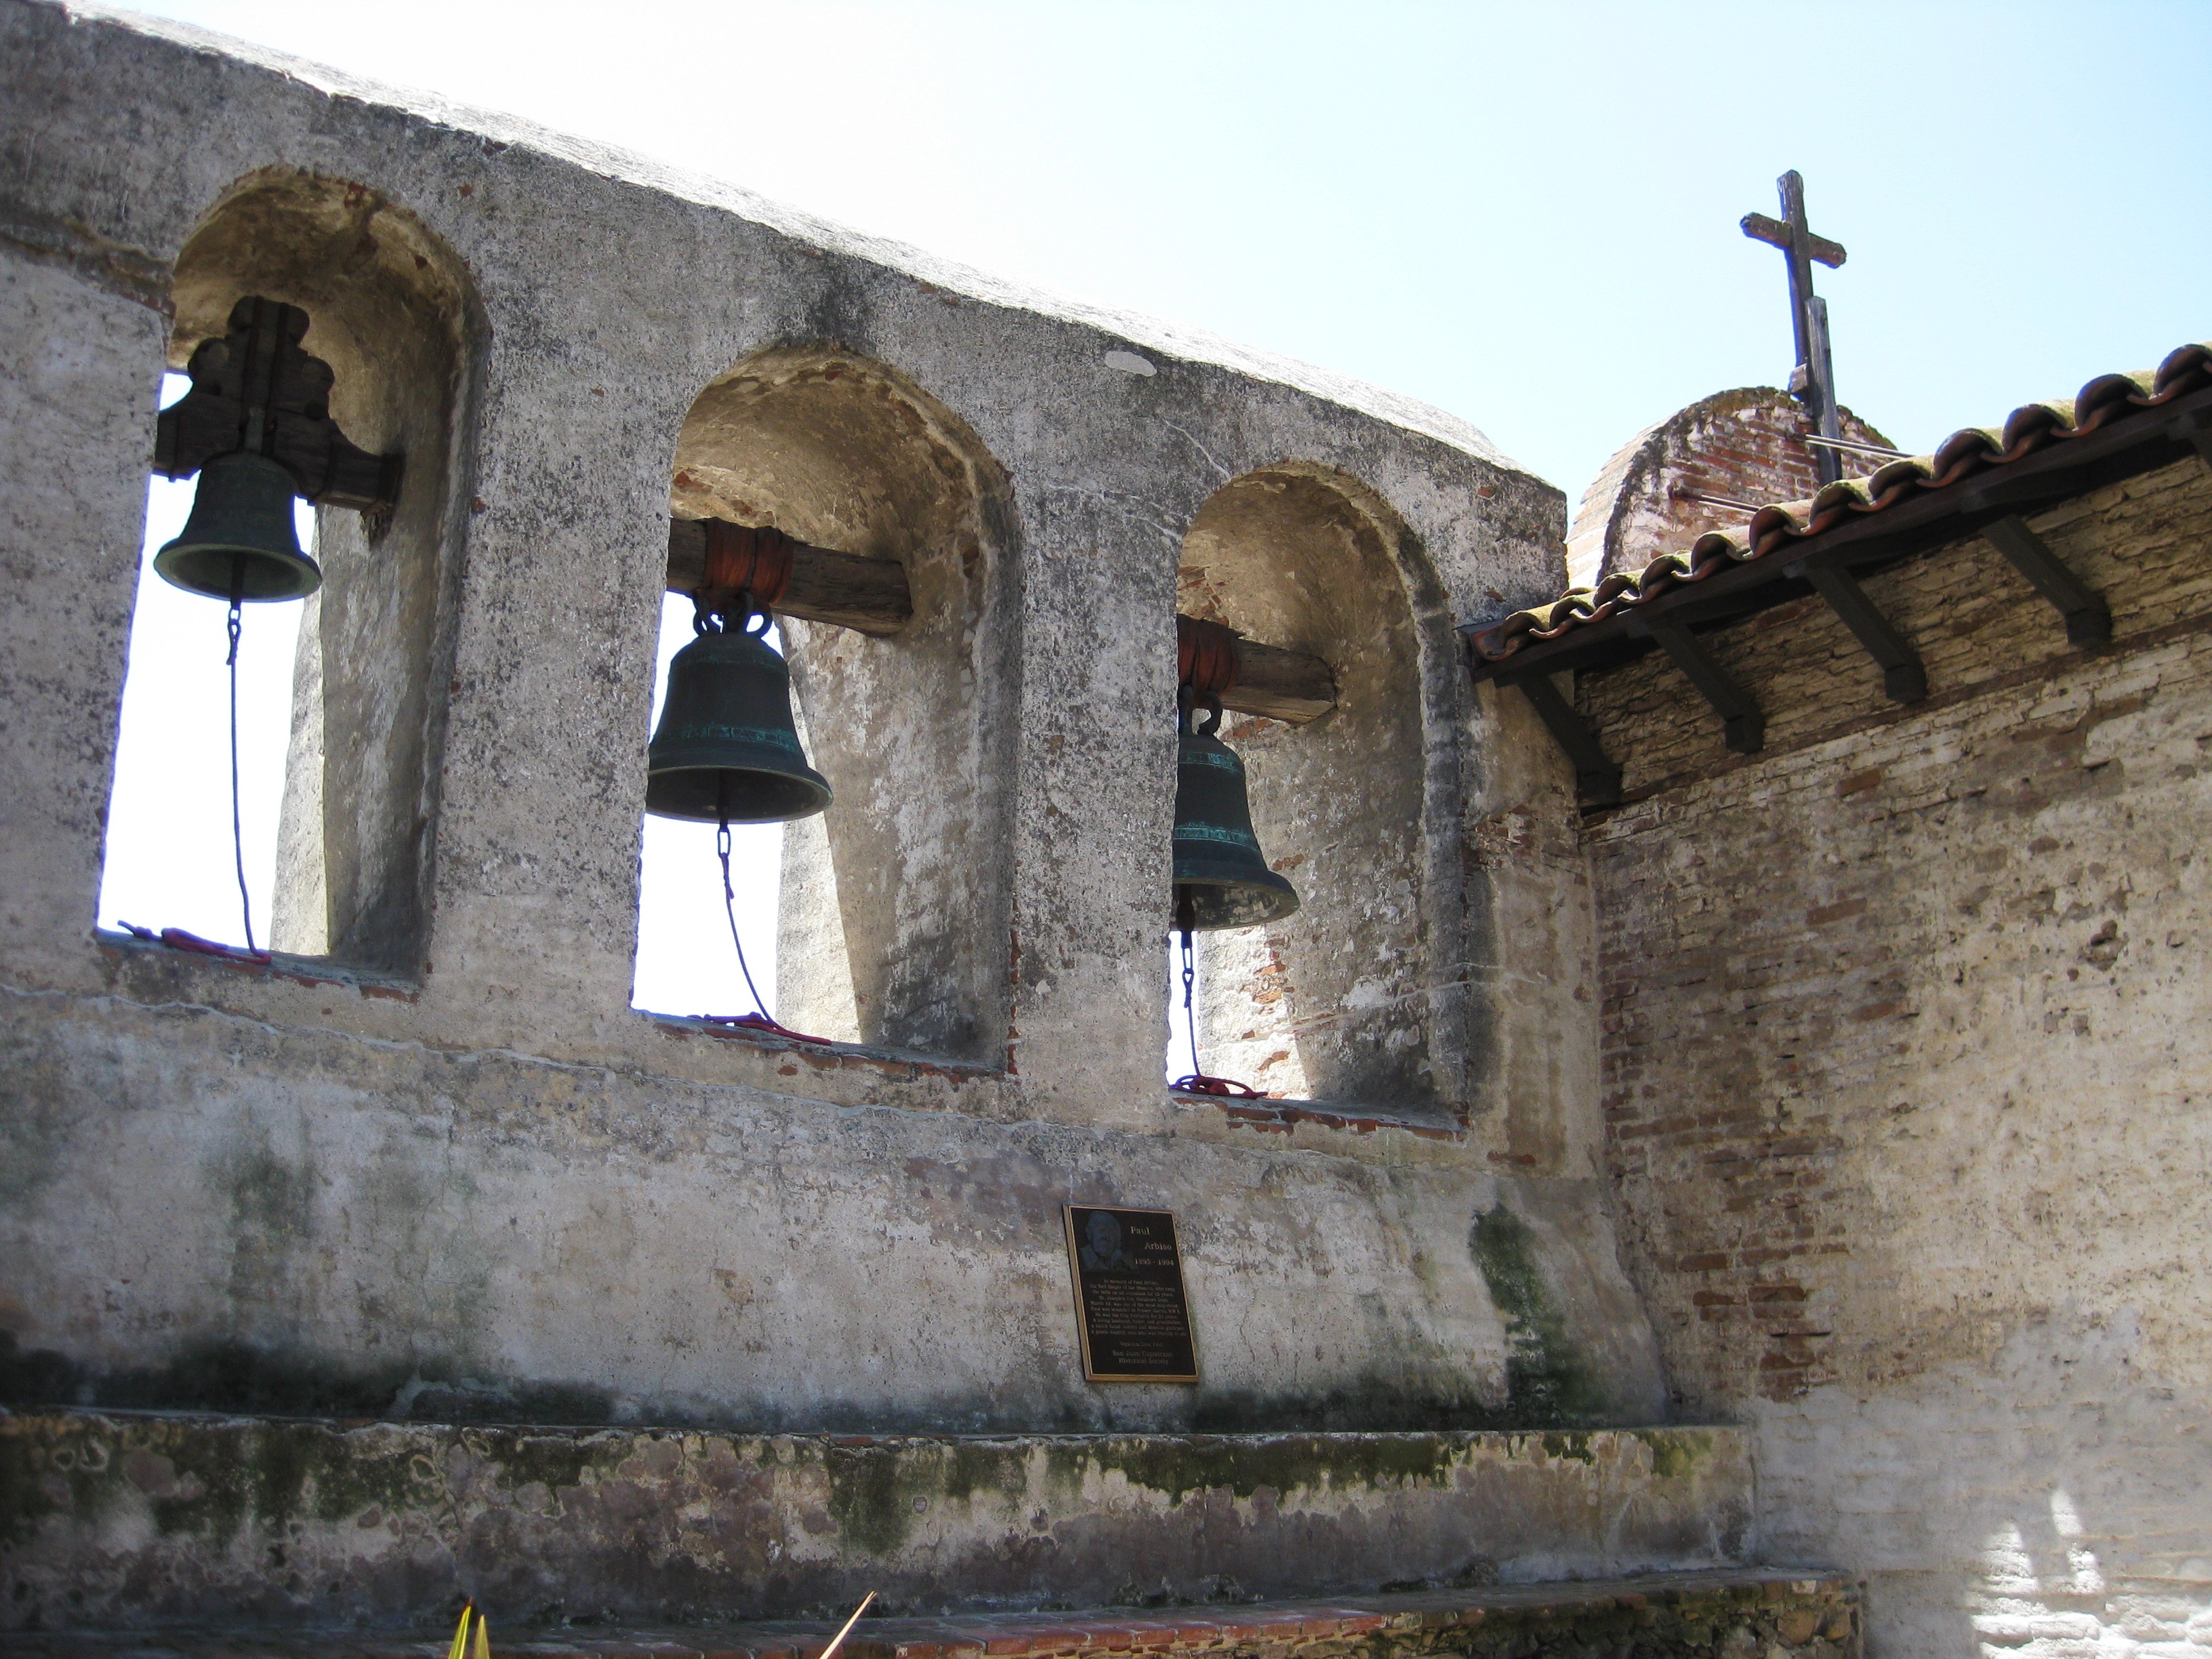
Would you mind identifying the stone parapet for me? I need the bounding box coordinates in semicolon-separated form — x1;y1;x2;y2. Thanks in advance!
0;1412;1750;1631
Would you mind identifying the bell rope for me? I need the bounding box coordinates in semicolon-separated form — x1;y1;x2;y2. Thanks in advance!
225;552;256;956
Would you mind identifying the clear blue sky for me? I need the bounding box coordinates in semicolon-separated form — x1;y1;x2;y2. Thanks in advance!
122;0;2212;504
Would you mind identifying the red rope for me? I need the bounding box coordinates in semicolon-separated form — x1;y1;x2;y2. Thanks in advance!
122;922;272;965
1171;1072;1269;1099
701;521;796;617
701;1012;834;1045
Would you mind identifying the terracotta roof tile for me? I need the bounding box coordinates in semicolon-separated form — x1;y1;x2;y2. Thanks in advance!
1470;342;2212;666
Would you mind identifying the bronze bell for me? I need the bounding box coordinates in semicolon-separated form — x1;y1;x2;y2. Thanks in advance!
1171;693;1298;931
646;613;832;823
155;450;323;602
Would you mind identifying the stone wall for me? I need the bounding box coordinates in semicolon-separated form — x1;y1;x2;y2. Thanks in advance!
1580;455;2212;1655
0;0;1658;1453
1;1412;1753;1628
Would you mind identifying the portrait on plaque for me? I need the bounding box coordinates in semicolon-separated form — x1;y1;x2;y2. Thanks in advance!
1062;1206;1199;1383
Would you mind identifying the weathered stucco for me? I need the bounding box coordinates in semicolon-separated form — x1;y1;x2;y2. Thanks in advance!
0;0;1659;1493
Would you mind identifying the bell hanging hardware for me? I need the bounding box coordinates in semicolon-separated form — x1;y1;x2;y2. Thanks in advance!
152;295;405;601
134;297;403;959
1170;621;1298;933
645;523;833;825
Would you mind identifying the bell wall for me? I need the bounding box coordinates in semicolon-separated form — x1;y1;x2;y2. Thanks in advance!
0;1;1657;1437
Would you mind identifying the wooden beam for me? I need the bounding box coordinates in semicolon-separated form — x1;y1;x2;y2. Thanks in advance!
1638;617;1765;753
1509;673;1622;806
1224;640;1336;724
1797;562;1927;703
2173;403;2212;472
1980;515;2110;646
666;519;912;635
665;520;1338;723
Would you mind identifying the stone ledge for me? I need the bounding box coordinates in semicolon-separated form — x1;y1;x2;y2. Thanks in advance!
1;1413;1753;1630
0;1570;1862;1659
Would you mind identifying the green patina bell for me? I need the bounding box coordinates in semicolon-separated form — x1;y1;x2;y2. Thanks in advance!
646;617;832;823
1171;696;1298;932
155;450;322;602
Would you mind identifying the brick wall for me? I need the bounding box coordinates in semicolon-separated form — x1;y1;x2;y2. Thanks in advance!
1578;457;2212;1656
1564;389;1889;589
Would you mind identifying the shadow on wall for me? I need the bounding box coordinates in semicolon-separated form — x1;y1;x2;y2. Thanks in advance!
661;348;1020;1061
155;168;480;975
1177;464;1462;1115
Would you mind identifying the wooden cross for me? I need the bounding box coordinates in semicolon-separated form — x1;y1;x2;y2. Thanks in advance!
1742;170;1848;485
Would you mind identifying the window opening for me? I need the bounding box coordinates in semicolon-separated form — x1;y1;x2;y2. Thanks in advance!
636;525;832;1042
630;591;795;1029
634;348;1018;1065
1165;621;1294;1097
1169;466;1446;1113
98;371;313;955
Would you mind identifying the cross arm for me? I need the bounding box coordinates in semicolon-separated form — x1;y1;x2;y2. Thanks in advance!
1740;211;1847;268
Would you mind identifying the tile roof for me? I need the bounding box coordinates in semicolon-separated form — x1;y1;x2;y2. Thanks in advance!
1469;341;2212;670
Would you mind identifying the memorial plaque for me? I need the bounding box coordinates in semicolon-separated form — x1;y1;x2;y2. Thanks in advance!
1063;1206;1199;1383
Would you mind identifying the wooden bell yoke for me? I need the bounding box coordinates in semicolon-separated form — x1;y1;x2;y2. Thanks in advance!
665;519;1337;724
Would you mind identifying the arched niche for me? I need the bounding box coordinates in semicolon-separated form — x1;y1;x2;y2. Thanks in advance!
1177;464;1452;1109
166;169;480;972
668;348;1018;1061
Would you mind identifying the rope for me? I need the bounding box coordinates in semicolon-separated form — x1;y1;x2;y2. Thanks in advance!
700;522;796;622
716;778;771;1021
1167;897;1266;1099
1181;925;1201;1081
225;554;256;955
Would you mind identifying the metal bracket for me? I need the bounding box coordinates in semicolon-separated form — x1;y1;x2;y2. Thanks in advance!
1638;617;1765;753
1797;562;1927;702
1510;674;1622;806
1982;514;2111;645
154;295;403;512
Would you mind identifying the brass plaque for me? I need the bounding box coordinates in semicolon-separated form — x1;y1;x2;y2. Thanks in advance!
1063;1206;1199;1384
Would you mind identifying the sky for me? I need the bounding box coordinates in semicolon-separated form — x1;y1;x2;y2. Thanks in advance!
96;1;2212;1048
